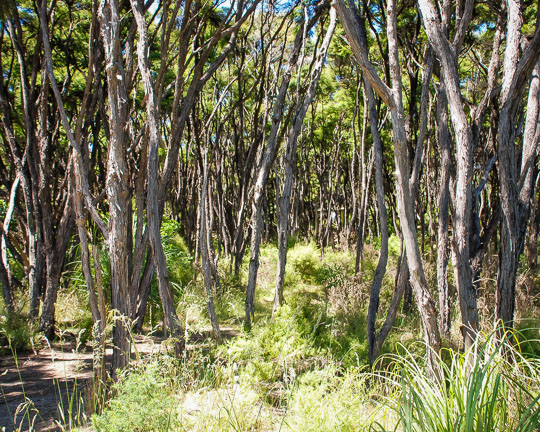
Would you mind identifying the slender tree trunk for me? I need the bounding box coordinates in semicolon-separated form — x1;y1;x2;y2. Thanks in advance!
335;0;442;366
4;16;44;319
436;86;451;337
497;31;540;328
527;185;540;272
133;252;155;333
418;0;477;349
131;0;183;342
0;176;20;312
199;149;222;340
365;78;389;365
372;242;408;360
273;8;336;316
39;213;75;339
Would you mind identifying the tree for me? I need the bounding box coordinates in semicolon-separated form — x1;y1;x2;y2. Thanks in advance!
335;0;441;367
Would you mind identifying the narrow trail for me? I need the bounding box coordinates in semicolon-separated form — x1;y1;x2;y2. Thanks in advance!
0;329;239;431
0;335;162;431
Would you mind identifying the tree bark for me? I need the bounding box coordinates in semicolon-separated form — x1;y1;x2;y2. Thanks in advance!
131;0;183;342
496;1;540;327
435;86;451;337
98;0;134;372
418;0;477;349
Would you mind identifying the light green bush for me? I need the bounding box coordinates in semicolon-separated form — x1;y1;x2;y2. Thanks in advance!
92;358;180;432
288;242;321;281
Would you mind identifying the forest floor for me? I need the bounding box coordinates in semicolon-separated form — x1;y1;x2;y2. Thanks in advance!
0;328;240;431
2;242;538;431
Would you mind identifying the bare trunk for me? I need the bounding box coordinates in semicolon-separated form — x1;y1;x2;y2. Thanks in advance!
99;0;134;372
497;54;540;327
39;215;74;340
372;244;408;360
436;86;451;337
365;78;389;365
335;0;442;364
418;0;477;349
133;252;155;333
131;0;183;342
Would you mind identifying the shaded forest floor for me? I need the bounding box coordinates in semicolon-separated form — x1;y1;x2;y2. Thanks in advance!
0;330;242;431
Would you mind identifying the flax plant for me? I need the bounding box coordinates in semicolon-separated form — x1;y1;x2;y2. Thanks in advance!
371;328;540;432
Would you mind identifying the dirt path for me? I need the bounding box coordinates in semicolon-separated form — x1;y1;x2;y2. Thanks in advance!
0;329;239;431
0;336;164;432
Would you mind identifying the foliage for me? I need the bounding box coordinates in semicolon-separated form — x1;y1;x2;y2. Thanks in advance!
0;311;37;355
161;218;195;292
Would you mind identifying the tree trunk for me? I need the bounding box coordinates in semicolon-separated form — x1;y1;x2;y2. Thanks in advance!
99;0;134;372
274;8;337;316
131;0;183;343
418;0;477;349
335;0;442;366
199;149;222;340
497;33;540;328
435;86;451;337
365;78;389;365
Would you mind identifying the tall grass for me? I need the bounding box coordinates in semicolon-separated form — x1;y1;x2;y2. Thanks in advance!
372;329;540;432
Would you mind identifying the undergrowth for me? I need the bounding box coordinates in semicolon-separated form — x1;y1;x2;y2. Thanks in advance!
4;239;540;431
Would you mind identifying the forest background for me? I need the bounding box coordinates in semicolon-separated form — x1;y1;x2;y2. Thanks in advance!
0;0;539;430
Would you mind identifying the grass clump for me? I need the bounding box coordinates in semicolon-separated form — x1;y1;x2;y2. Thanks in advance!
373;329;540;432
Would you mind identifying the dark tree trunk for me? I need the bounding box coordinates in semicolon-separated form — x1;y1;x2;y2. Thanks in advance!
435;86;452;337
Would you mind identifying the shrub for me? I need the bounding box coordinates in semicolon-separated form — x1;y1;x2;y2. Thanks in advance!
0;311;36;355
288;242;321;281
92;356;180;432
